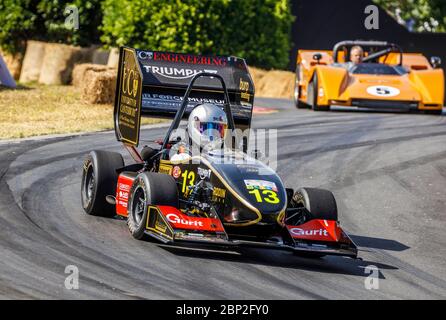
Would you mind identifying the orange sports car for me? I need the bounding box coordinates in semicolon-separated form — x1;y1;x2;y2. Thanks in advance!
294;40;444;114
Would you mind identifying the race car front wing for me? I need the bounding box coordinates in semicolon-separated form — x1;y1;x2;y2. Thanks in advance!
144;205;358;259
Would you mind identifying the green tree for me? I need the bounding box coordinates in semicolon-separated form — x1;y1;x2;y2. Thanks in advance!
0;0;102;54
100;0;294;69
374;0;446;32
0;0;40;53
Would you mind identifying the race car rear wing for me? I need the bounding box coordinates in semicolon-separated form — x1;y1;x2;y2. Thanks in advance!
113;47;255;146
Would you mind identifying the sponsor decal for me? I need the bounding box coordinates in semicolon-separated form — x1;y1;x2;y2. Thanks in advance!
236;164;259;173
197;167;211;179
366;85;400;97
157;206;225;232
239;79;251;101
142;93;224;105
154;219;167;233
140;52;227;66
142;65;218;79
116;175;134;216
289;228;328;237
212;187;226;198
244;179;278;192
287;219;340;242
118;201;128;208
137;51;153;60
159;164;173;175
172;166;182;179
118;183;130;192
118;190;128;200
166;213;204;227
239;79;249;91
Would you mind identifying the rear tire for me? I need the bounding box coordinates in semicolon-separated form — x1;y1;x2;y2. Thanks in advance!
127;172;179;239
81;150;124;217
308;74;329;112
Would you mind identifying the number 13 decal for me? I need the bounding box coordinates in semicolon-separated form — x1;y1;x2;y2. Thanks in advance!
248;189;280;204
181;170;195;195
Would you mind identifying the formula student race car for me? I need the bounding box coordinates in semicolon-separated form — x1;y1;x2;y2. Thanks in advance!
80;47;358;258
294;40;444;113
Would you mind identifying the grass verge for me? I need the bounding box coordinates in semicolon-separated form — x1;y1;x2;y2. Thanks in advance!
0;83;163;139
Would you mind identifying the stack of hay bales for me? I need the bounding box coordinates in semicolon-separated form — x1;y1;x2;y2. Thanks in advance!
19;40;47;83
71;48;120;104
249;66;294;99
248;66;267;87
81;68;117;104
72;63;110;87
72;63;117;104
38;43;90;85
18;41;112;85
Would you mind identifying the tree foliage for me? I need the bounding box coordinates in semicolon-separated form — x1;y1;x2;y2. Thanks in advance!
374;0;446;32
100;0;294;69
0;0;293;69
0;0;102;53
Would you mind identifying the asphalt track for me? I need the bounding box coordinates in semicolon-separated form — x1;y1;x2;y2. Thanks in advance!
0;98;445;299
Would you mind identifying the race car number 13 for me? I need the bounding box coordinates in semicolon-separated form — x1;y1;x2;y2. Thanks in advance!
181;170;195;194
248;189;280;204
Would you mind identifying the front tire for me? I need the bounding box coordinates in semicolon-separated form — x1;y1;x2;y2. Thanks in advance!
81;150;124;217
291;187;338;221
290;187;337;259
308;74;329;112
127;172;179;239
294;65;307;109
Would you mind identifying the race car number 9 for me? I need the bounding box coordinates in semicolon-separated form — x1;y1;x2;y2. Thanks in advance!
248;189;280;204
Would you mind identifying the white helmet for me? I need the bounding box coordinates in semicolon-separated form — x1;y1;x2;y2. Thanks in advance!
187;103;228;150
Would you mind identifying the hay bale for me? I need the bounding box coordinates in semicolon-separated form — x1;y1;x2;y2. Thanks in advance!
19;40;47;83
82;69;117;104
107;48;119;68
72;63;110;87
255;69;294;99
248;66;267;89
38;43;84;85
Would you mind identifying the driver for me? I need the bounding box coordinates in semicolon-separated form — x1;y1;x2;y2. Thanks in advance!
170;103;228;161
349;45;364;65
333;46;364;70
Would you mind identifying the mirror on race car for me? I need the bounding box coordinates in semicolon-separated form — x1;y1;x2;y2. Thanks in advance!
313;53;322;64
430;56;442;68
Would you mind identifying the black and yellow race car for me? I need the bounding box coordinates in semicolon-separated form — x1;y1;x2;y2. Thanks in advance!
80;47;358;259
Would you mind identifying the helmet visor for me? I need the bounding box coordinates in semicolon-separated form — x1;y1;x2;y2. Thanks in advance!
199;122;227;141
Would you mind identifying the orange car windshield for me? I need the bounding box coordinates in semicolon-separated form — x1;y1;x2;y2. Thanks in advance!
351;63;408;75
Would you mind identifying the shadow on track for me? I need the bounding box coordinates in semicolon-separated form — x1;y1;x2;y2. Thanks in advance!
157;243;397;279
350;235;410;252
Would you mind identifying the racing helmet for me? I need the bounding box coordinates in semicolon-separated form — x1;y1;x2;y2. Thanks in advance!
187;103;228;150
